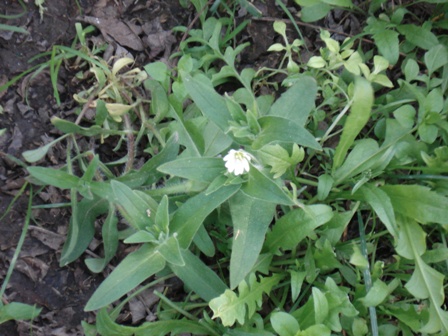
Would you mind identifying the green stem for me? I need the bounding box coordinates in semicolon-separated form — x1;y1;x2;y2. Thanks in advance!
357;208;379;336
0;185;33;303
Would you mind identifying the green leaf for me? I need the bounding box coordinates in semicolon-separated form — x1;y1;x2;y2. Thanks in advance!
229;191;276;288
157;235;184;266
182;73;231;132
60;197;109;266
397;24;439;50
171;184;240;249
22;135;68;163
85;204;119;273
395;216;448;333
359;183;398;238
0;303;41;324
169;249;227;301
253;116;321;151
111;180;153;230
381;185;448;225
96;308;210;336
290;271;306;302
265;205;333;253
269;76;317;127
312;287;329;324
424;44;448;75
373;30;399;65
209;273;284;327
359;279;390;307
300;3;331;22
85;244;166;311
393;104;416;129
270;312;300;336
27;166;79;189
258;144;305;178
241;166;294;205
158;157;224;183
317;174;334;201
333;77;374;170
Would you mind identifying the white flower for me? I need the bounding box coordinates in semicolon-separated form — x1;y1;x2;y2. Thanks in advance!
223;149;251;176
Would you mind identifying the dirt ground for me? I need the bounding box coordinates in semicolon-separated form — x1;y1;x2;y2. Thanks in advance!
0;0;408;334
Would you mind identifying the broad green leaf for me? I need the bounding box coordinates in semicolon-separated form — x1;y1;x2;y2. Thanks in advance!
333;138;396;185
60;197;109;266
393;104;416;129
270;312;300;336
397;24;439;50
265;205;333;253
381;185;448;225
229;191;275;288
253;116;321;151
333;77;374;170
157;235;184;266
155;195;169;234
317;174;334;201
51;117;121;136
158;157;224;183
182;73;231;131
312;287;329;324
202;121;233;157
85;244;166;311
241;166;294;205
290;271;306;302
359;183;398;238
27;166;79;189
269;76;317;127
111;180;154;230
193;222;215;257
359;279;390;307
144;61;169;83
169;249;228;301
300;3;331;22
0;302;41;324
424;44;448;75
209;273;283;327
373;30;399;65
96;308;210;336
85;204;118;273
171;184;240;249
395;216;426;260
396;216;448;333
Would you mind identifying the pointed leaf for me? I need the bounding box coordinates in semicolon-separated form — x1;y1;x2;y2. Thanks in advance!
171;184;240;249
333;77;374;170
158;157;224;183
253;116;321;150
229;191;276;288
381;185;448;225
169;249;228;301
269;76;317;126
85;244;166;311
265;205;333;253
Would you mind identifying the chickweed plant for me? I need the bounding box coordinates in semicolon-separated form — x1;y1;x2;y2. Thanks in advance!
5;0;448;334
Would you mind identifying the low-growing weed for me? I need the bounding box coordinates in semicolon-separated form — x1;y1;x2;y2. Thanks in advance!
5;0;448;334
